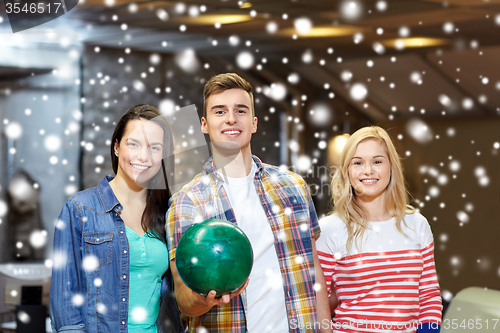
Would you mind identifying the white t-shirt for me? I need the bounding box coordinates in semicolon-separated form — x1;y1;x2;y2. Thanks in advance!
316;213;442;332
221;162;289;332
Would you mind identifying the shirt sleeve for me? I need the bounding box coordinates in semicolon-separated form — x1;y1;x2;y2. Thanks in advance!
304;182;321;240
49;199;86;333
418;216;443;326
165;191;200;261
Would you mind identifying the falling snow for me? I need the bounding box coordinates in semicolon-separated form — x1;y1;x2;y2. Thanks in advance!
349;83;367;100
236;51;254;70
82;255;99;272
0;1;498;313
406;119;433;144
294;17;312;35
340;0;363;21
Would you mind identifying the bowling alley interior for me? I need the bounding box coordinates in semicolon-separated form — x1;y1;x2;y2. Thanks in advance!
1;0;500;331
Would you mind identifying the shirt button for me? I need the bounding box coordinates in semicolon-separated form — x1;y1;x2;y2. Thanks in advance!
120;231;124;234
122;298;126;302
96;239;99;242
123;275;127;279
124;250;127;254
142;252;146;256
122;321;125;325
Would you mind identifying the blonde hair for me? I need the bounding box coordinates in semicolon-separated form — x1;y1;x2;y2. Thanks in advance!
330;126;415;254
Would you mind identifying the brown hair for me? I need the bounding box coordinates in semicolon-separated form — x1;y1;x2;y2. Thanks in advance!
110;104;174;242
203;73;254;118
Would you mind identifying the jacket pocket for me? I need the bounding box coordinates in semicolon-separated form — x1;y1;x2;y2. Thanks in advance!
83;233;113;267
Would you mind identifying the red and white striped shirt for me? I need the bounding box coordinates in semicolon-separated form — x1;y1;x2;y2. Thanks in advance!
317;213;442;332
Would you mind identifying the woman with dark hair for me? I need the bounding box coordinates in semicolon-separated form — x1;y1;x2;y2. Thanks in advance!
49;105;182;333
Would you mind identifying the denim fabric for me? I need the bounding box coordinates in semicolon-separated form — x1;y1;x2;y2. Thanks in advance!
49;176;183;333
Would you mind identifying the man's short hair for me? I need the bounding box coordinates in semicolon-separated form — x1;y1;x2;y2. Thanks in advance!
203;73;254;118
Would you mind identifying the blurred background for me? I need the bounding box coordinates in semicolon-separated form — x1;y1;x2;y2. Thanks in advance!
0;0;499;329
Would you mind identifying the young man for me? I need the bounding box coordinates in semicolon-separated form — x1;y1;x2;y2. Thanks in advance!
166;73;331;332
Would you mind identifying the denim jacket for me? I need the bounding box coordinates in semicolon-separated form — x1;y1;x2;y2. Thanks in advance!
49;176;181;333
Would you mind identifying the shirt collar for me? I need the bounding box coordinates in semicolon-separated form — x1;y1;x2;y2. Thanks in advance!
202;155;264;183
98;175;121;213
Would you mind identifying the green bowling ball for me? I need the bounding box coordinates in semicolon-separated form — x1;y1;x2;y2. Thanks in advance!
175;219;253;297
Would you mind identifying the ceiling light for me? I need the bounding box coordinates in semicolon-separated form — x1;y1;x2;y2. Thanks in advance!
380;37;450;48
328;134;350;166
279;25;364;37
171;14;252;25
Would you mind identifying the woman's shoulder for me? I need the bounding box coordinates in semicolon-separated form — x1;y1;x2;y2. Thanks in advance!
317;213;346;253
403;211;435;245
66;186;101;209
67;176;115;209
403;210;430;227
319;213;346;232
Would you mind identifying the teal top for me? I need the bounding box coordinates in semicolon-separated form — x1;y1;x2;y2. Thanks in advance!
126;226;169;333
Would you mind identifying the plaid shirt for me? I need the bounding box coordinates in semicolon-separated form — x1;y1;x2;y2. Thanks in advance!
166;155;321;333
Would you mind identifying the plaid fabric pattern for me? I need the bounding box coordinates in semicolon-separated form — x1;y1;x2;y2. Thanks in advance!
166;155;321;333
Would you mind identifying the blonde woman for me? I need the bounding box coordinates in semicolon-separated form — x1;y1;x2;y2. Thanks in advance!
317;126;442;332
